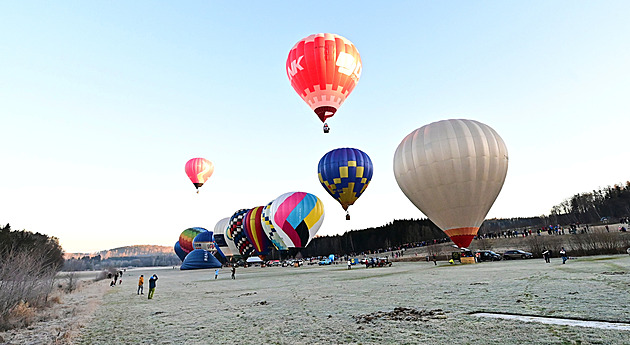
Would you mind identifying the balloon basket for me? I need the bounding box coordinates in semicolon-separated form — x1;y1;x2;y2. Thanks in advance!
346;213;350;221
460;257;476;264
323;123;330;133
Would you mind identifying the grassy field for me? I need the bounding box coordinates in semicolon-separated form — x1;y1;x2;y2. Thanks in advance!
71;254;630;345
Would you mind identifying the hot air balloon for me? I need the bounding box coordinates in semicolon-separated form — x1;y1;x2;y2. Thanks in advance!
214;217;237;257
193;231;217;253
393;119;509;249
243;206;271;259
286;33;362;133
185;158;215;193
179;227;206;254
261;201;289;251
180;249;222;270
228;209;256;258
174;241;187;262
269;192;325;248
318;148;373;220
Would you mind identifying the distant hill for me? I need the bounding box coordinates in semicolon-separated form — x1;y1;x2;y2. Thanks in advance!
65;244;173;259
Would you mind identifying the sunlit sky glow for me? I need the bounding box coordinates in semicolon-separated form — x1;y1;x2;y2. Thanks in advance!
1;1;629;253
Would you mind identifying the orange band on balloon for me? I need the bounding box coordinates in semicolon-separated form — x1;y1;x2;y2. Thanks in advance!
445;227;479;248
444;227;479;237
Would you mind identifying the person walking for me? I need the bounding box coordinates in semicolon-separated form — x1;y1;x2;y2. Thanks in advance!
214;269;219;280
560;247;568;264
432;253;437;266
542;249;550;263
148;274;158;299
231;266;236;280
137;275;144;295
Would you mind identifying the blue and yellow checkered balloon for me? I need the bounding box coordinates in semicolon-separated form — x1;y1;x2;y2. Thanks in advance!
318;148;373;215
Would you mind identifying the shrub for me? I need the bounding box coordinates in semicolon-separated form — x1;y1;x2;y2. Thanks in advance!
0;225;64;331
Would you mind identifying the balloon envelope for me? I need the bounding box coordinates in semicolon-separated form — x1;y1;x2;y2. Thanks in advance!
179;227;206;254
270;192;325;248
243;206;271;257
286;33;362;123
193;231;217;253
393;119;509;248
318;147;373;212
174;241;187;262
180;249;222;270
261;201;288;251
214;217;238;257
185;158;214;190
228;209;255;258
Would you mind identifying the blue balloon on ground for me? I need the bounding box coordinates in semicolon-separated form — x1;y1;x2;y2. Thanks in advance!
193;231;217;253
174;241;187;262
180;249;222;270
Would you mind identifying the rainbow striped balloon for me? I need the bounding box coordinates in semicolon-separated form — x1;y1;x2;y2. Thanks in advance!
179;227;206;254
270;192;325;248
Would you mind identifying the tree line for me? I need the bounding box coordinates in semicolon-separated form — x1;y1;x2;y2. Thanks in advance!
298;182;630;257
63;254;180;271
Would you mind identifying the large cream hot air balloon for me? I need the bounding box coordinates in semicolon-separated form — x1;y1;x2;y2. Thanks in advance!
393;119;508;248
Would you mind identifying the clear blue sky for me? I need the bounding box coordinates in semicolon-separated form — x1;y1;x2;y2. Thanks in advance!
1;1;629;253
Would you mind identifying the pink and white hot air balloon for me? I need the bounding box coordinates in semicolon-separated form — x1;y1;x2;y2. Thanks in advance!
185;158;214;193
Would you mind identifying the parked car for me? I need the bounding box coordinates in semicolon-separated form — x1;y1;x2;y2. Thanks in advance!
503;249;533;259
318;259;332;265
266;260;281;267
475;250;502;262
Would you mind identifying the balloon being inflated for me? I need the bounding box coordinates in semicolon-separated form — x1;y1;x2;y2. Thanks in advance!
393;119;509;248
228;209;255;258
243;206;271;258
214;217;237;257
261;201;288;251
270;192;325;248
179;227;206;254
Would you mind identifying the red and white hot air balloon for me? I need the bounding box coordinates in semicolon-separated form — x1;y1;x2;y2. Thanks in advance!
286;33;362;133
185;158;214;193
393;119;509;249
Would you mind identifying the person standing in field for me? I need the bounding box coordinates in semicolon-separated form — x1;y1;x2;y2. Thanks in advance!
214;269;219;279
148;274;158;299
231;266;236;279
137;275;144;295
542;249;550;263
560;247;568;264
347;260;352;270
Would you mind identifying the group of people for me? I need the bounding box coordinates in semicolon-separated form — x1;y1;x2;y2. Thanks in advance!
542;247;568;264
133;267;236;300
136;274;159;299
109;270;124;287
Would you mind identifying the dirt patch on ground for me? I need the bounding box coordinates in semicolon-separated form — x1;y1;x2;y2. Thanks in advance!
354;307;447;323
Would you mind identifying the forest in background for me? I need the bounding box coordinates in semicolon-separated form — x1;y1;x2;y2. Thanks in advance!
5;181;630;267
301;181;630;257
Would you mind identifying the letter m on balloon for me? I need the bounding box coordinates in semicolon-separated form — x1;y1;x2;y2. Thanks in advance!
287;56;304;80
